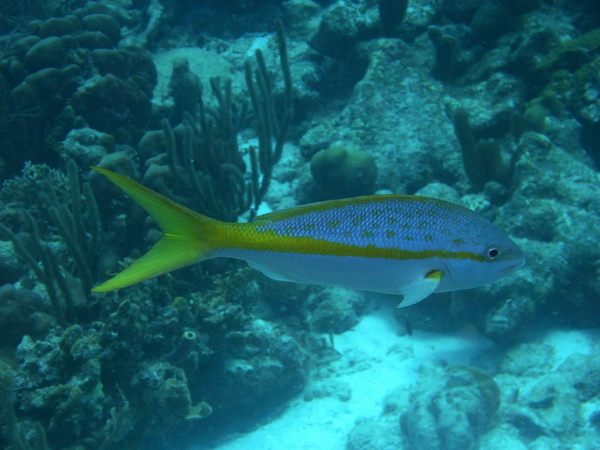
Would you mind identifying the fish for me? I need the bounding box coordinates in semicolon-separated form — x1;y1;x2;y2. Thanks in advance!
91;167;525;306
404;316;413;336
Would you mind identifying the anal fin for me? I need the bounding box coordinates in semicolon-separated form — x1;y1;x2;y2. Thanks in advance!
397;270;443;308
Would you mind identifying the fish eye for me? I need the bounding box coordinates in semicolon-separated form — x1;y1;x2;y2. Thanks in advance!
485;245;502;261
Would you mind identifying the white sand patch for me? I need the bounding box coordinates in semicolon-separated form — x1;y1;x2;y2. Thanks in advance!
195;303;495;450
540;328;593;369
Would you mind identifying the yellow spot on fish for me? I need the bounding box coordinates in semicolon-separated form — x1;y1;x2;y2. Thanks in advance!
453;238;466;245
286;227;295;233
362;230;374;238
404;236;413;241
388;217;398;225
343;231;352;238
372;209;383;217
424;235;434;242
327;220;340;228
304;224;316;231
386;230;396;238
426;270;443;280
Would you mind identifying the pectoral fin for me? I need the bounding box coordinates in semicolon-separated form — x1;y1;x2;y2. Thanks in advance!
397;270;443;308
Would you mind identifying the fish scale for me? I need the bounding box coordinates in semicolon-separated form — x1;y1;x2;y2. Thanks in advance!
250;197;489;254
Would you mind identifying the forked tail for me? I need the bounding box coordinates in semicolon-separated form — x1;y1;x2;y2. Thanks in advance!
91;167;219;292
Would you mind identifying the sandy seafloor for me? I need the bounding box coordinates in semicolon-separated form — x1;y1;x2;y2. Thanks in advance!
187;299;596;450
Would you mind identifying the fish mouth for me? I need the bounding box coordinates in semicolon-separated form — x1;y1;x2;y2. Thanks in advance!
501;258;526;274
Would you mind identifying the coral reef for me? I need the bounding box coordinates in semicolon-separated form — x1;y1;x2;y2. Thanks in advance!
0;0;599;448
2;271;312;449
141;19;293;222
401;362;500;450
0;160;99;325
0;6;158;181
343;333;600;450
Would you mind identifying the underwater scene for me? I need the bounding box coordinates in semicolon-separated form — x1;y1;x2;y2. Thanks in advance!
0;0;600;449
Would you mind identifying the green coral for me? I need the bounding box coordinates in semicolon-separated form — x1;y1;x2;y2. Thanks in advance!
522;91;565;133
452;108;515;191
542;57;600;124
569;57;600;114
310;146;378;198
537;28;600;73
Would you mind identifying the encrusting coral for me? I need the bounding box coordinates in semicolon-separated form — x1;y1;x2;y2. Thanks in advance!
310;145;378;198
401;362;500;450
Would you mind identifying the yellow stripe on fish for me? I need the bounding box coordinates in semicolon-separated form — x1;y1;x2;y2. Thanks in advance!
91;167;525;307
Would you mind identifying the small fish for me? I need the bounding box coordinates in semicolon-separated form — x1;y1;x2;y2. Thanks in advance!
404;317;413;336
91;167;525;306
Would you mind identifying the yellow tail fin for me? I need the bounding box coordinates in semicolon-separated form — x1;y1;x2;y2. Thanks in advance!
91;167;220;292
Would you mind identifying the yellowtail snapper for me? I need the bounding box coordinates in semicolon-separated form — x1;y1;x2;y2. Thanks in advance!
91;167;525;307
